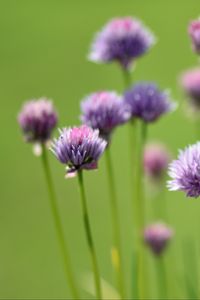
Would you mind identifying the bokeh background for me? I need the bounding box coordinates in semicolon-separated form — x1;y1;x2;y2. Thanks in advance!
1;0;200;298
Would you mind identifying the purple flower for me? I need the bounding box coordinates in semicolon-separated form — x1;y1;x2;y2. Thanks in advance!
124;82;175;123
188;19;200;54
18;98;58;143
181;68;200;109
144;223;173;256
168;142;200;197
89;17;155;70
80;91;130;141
144;143;170;180
51;125;107;177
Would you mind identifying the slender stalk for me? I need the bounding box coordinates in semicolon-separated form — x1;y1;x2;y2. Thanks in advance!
155;257;168;299
122;67;132;90
105;147;126;299
41;145;79;299
77;170;102;299
134;121;148;299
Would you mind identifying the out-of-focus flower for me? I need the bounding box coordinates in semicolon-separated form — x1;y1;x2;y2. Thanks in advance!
18;98;57;143
188;19;200;54
80;91;130;141
89;17;155;70
168;142;200;197
144;222;173;255
181;68;200;109
51;125;107;177
144;143;170;180
124;82;175;123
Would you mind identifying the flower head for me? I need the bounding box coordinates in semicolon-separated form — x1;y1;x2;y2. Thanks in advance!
124;82;175;123
89;17;155;70
188;19;200;54
144;223;173;256
51;125;107;177
18;98;57;143
144;143;170;180
80;91;130;141
181;68;200;109
168;142;200;197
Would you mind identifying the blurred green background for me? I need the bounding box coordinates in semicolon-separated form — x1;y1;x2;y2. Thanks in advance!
1;0;200;298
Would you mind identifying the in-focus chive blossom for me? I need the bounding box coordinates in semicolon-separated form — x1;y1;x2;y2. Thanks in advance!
80;91;130;141
51;125;105;299
51;125;107;177
124;82;176;123
167;142;200;197
144;143;170;180
88;17;156;70
181;68;200;109
144;223;173;256
18;98;57;143
188;19;200;54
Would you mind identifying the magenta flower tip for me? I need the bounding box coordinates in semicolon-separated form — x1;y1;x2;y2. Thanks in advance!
144;143;170;180
51;125;107;176
144;222;173;255
168;142;200;197
81;91;130;141
18;98;58;143
124;82;176;123
89;17;156;69
188;19;200;54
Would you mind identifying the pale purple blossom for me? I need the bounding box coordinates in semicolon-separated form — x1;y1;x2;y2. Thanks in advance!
144;223;173;255
168;142;200;197
80;91;130;141
181;68;200;109
18;98;57;143
144;143;170;180
124;82;175;123
51;125;107;177
188;19;200;54
89;17;155;69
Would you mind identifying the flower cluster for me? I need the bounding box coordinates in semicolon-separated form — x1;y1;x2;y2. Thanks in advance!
144;223;173;255
181;68;200;109
81;91;130;141
18;98;57;143
51;125;107;177
89;17;155;69
144;143;170;180
124;82;175;123
188;19;200;54
168;142;200;197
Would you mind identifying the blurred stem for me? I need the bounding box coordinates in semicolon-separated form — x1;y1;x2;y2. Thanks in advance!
155;257;167;299
134;121;148;299
77;170;102;300
41;145;79;299
122;67;132;90
105;147;126;299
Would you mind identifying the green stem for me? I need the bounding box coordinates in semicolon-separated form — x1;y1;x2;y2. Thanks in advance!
155;257;167;299
41;145;79;299
77;171;102;299
105;147;126;299
134;121;148;299
122;67;132;90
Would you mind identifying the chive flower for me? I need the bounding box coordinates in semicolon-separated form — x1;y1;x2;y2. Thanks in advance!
18;98;58;143
144;223;173;255
188;19;200;54
181;68;200;109
80;91;130;141
168;142;200;197
51;125;107;177
89;17;155;70
144;143;170;180
124;82;175;123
